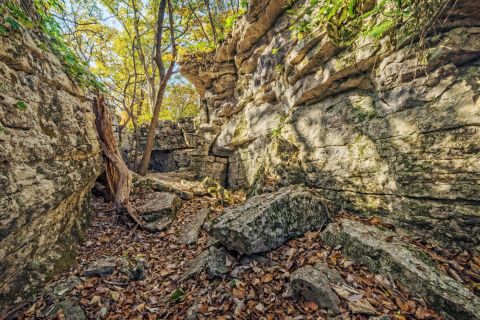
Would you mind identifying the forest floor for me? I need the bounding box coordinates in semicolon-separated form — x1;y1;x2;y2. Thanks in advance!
6;174;480;320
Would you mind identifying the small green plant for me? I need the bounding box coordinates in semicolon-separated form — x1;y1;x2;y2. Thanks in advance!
170;288;184;302
15;100;28;111
289;0;449;47
0;124;5;134
271;114;287;138
271;48;279;55
274;64;284;74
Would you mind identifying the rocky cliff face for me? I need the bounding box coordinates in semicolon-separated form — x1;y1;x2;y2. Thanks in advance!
180;0;480;250
0;18;103;303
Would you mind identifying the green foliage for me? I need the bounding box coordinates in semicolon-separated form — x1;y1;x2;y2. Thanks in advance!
271;115;287;138
170;288;184;302
159;83;199;122
0;124;5;134
289;0;448;46
271;48;279;55
274;64;284;74
34;2;104;90
15;100;28;111
0;1;103;91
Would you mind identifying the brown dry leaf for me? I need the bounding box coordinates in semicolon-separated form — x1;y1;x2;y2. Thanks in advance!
99;236;110;243
110;291;120;301
369;217;382;225
261;274;274;283
232;288;245;299
89;295;101;305
24;303;36;316
306;301;318;311
348;299;377;315
160;270;172;276
393;314;407;320
137;303;145;312
415;306;437;319
395;297;409;312
198;303;209;314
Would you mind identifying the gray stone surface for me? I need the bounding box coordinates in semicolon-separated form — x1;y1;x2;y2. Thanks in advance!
48;299;86;320
137;192;183;232
180;207;210;245
83;257;117;277
0;13;103;304
180;247;227;281
210;186;329;254
45;276;82;301
322;219;480;319
179;0;480;250
290;265;341;313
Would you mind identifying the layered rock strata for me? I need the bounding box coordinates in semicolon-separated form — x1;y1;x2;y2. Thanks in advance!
123;118;229;185
0;14;103;303
180;0;480;250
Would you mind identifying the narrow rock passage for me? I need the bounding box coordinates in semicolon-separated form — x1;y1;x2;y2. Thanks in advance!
10;178;459;320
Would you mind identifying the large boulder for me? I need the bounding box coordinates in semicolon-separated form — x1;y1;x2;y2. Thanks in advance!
210;186;330;254
322;219;480;319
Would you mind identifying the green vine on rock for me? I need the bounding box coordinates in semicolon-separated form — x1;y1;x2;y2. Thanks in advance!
289;0;450;47
1;1;104;91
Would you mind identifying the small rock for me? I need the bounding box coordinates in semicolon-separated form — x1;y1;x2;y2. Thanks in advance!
83;257;116;277
290;265;341;314
144;216;174;232
180;207;210;245
186;303;199;320
48;299;86;320
137;192;182;220
130;260;147;281
313;262;344;285
206;247;228;279
46;276;82;301
138;192;182;232
181;247;227;281
369;315;390;320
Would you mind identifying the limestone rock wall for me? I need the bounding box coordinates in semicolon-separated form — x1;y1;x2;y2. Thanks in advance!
180;0;480;250
0;20;103;303
122;118;229;184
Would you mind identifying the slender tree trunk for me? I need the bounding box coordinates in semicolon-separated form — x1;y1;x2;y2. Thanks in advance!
204;0;218;43
138;0;177;175
137;73;172;175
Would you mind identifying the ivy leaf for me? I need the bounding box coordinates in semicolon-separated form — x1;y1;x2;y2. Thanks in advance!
368;20;394;38
5;17;21;31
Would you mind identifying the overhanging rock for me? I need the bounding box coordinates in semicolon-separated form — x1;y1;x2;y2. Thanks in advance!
210;186;330;254
322;219;480;319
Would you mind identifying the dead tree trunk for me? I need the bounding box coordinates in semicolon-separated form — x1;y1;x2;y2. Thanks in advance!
93;95;143;228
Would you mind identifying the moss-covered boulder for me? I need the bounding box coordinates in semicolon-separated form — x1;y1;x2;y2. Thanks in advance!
210;186;330;254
